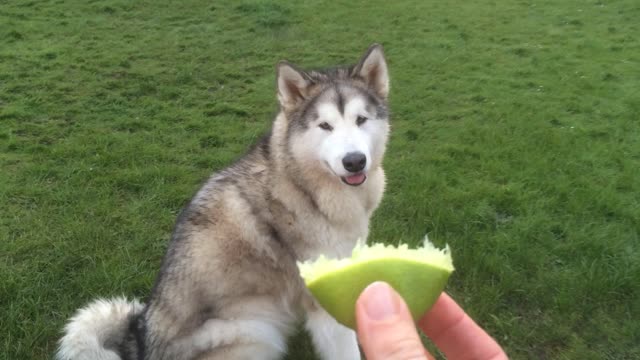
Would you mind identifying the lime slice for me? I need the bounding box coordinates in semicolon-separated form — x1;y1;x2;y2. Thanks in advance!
298;237;454;329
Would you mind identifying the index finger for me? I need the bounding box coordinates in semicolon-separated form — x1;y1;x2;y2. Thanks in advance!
418;293;507;360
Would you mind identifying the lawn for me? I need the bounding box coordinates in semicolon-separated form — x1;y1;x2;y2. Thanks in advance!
1;0;639;359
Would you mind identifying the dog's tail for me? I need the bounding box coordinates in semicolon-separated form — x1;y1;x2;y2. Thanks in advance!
57;297;144;360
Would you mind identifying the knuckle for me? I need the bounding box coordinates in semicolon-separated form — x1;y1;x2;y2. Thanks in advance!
382;337;428;360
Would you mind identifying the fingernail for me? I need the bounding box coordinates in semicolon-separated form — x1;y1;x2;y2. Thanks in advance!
362;282;399;320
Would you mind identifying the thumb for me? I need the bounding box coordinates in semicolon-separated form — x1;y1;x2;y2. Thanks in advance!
356;282;432;360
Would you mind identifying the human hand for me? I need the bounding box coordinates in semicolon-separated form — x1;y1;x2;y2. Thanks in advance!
355;282;508;360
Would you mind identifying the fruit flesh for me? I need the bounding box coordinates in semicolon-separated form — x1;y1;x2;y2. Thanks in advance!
298;239;454;329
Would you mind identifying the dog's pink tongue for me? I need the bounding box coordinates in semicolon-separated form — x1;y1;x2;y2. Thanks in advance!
345;173;366;185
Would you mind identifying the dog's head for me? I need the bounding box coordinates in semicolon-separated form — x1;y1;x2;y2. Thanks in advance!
276;44;390;187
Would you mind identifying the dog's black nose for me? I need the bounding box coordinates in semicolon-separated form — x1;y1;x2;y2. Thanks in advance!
342;152;367;173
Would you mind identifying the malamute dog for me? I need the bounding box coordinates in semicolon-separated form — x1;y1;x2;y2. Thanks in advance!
58;44;390;360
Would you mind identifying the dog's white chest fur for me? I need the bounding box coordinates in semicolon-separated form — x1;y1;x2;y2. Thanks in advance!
273;166;385;261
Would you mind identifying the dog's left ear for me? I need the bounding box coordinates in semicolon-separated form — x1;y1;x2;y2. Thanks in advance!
352;44;389;99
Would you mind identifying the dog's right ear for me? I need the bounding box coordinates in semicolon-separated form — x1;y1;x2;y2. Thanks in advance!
277;61;311;110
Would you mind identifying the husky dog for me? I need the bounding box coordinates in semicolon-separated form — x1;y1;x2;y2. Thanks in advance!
58;44;390;360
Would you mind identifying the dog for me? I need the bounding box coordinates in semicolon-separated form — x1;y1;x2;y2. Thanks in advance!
58;44;390;360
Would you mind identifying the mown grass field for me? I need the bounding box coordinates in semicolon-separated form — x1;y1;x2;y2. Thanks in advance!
1;0;639;359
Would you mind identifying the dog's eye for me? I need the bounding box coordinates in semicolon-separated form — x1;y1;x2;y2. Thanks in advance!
356;115;368;126
318;122;333;131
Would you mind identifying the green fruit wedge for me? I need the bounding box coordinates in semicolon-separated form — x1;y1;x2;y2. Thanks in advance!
297;237;454;329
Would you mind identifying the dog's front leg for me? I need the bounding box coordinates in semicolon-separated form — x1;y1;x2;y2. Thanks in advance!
305;307;361;360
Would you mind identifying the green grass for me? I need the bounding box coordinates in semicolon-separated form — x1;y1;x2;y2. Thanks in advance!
1;0;639;359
